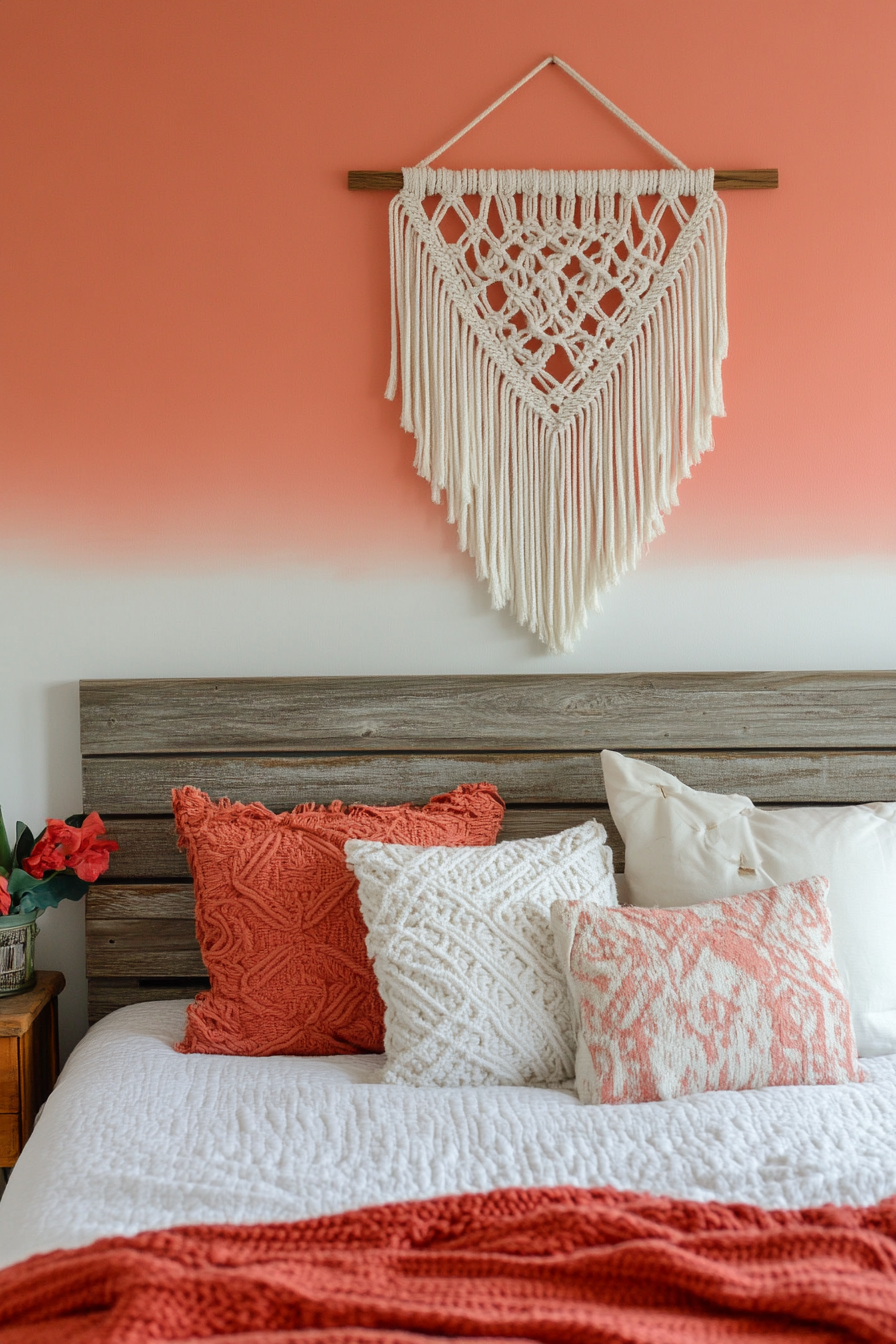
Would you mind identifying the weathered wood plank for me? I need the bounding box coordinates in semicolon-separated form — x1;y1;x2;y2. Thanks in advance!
499;809;620;856
104;820;187;880
79;674;896;754
101;809;622;879
88;979;209;1025
87;916;201;978
84;753;603;812
87;885;195;919
88;913;196;946
84;750;896;815
86;944;206;977
88;916;197;951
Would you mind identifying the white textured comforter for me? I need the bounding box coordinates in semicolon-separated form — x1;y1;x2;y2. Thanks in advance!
1;1001;896;1268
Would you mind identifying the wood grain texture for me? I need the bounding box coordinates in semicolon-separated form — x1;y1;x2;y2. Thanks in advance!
104;819;186;880
87;885;195;919
101;809;622;879
712;169;778;190
87;915;202;979
0;972;66;1037
0;1039;18;1112
88;979;210;1025
0;975;63;1163
87;887;199;980
87;945;206;978
0;1114;19;1166
84;750;896;815
84;752;602;812
18;1028;34;1150
346;169;778;191
80;674;896;755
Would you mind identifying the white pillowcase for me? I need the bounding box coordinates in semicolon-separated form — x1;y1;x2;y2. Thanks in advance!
601;749;896;1058
345;820;617;1087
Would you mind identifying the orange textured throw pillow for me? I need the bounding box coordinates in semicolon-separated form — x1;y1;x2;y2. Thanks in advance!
172;783;504;1057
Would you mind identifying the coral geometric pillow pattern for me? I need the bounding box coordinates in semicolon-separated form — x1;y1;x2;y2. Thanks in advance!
172;783;504;1057
345;820;617;1088
551;877;864;1105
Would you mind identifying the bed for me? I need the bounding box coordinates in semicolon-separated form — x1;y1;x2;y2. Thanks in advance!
1;671;896;1275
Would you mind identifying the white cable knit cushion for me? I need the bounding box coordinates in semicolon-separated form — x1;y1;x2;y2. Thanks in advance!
344;821;617;1087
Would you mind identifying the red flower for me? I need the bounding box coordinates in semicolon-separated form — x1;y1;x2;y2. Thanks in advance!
23;813;118;883
0;876;9;917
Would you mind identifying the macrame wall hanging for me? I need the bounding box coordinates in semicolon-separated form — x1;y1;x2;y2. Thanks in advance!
350;57;777;652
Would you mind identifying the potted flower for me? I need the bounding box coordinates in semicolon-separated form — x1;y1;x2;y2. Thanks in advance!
0;811;118;996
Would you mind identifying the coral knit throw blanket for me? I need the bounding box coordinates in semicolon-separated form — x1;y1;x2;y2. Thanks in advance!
2;1188;896;1343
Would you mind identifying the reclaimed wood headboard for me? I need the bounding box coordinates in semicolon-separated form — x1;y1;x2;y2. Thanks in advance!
81;673;896;1024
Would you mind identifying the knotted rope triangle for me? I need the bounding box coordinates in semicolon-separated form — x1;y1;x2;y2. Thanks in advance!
386;57;727;652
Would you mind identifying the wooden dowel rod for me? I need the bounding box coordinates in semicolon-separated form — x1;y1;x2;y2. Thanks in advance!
348;169;778;191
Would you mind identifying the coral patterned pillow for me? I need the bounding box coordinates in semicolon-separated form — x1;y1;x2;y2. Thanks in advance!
173;783;504;1057
551;877;864;1105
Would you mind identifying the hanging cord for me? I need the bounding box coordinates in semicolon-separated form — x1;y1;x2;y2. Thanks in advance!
417;55;689;171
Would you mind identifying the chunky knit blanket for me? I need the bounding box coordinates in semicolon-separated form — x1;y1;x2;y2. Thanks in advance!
1;1185;896;1343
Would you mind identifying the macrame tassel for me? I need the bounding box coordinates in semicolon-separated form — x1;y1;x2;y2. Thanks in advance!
387;173;727;653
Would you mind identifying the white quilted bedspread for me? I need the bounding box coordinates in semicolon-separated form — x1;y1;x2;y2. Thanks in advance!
1;1001;896;1268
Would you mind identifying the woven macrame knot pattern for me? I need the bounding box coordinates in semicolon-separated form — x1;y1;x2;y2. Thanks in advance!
387;166;727;652
400;167;715;425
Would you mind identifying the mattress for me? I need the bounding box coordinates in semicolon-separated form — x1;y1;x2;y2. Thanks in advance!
1;1000;896;1269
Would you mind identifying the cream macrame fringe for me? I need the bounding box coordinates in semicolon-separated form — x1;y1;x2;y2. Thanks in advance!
387;170;727;653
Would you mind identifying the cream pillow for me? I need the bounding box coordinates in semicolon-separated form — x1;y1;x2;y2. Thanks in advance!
601;749;896;1057
344;820;617;1087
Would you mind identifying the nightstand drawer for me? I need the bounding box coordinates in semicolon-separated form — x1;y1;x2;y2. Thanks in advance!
0;973;64;1167
0;1112;19;1165
0;1038;18;1112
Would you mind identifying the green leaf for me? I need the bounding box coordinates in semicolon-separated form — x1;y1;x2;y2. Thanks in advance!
7;868;41;895
12;823;35;870
14;868;87;913
0;809;11;874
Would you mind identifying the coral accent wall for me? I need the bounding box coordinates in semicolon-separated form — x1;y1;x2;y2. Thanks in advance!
2;0;894;566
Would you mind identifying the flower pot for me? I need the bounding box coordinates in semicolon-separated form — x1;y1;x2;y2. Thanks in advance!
0;910;38;996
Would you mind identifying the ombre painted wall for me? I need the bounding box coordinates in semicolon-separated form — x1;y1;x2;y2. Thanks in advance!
2;0;895;1056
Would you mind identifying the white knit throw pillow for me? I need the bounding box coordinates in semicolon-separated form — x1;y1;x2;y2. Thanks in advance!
344;820;617;1087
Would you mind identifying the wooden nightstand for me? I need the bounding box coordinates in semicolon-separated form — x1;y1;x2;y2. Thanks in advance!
0;971;65;1168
